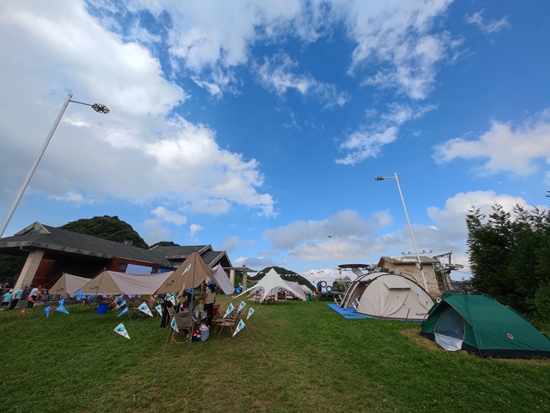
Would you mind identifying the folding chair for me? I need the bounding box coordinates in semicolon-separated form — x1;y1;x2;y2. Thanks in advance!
171;312;194;344
213;306;243;337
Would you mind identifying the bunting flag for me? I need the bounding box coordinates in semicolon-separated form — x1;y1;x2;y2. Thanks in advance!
117;307;128;317
137;302;153;317
155;304;163;317
114;323;130;339
75;290;86;301
58;299;65;307
247;307;255;320
119;300;127;309
223;303;234;318
56;304;69;314
233;319;245;337
170;316;179;333
111;296;119;306
238;301;246;310
44;306;51;317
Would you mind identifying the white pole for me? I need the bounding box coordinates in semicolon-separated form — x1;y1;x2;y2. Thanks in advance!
393;172;428;291
0;93;73;238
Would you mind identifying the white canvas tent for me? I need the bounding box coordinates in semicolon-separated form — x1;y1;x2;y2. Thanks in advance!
236;268;304;302
210;264;235;295
48;273;91;295
80;270;173;296
340;272;434;321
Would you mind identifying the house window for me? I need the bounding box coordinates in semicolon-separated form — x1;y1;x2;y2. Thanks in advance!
118;263;128;271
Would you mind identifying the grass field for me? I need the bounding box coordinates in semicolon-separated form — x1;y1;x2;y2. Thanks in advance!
1;296;549;413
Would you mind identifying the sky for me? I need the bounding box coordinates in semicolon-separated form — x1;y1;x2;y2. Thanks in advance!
1;0;550;286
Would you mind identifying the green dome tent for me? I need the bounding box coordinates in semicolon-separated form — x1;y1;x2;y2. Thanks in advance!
420;294;550;359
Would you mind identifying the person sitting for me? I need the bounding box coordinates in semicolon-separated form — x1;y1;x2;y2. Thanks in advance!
176;300;193;336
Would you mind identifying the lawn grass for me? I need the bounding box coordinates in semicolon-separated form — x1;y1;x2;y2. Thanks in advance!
1;296;550;413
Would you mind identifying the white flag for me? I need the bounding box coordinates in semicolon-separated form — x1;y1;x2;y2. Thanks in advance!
224;303;234;318
114;323;130;339
155;304;163;317
170;316;179;333
233;319;245;337
137;302;153;317
247;307;255;320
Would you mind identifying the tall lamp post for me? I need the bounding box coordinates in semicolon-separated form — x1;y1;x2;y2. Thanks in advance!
0;93;109;238
375;173;428;291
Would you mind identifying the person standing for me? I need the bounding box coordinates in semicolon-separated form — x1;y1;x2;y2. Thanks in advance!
204;283;216;328
2;290;13;307
10;286;23;310
28;285;39;308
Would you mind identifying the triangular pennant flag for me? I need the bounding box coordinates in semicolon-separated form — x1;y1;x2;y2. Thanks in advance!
117;307;128;317
137;302;153;317
183;264;191;274
58;299;65;307
155;304;163;317
44;306;51;317
233;319;245;337
224;303;234;318
113;304;120;311
239;301;246;310
170;316;179;333
119;300;127;309
56;305;69;314
75;290;86;301
247;307;255;320
111;296;119;306
114;323;130;339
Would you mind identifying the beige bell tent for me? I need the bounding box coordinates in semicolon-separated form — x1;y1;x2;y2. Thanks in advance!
340;272;434;321
48;273;91;295
80;270;173;296
235;268;304;302
156;250;214;294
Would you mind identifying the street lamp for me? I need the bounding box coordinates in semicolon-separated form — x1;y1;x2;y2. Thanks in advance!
375;173;428;291
328;235;339;263
0;93;109;238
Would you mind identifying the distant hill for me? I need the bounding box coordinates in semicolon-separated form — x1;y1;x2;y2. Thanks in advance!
251;266;314;290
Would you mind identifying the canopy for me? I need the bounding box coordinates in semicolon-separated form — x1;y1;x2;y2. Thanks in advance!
210;264;235;295
80;270;172;296
235;268;304;302
48;273;91;295
156;251;214;294
339;272;433;321
284;280;306;300
420;294;550;359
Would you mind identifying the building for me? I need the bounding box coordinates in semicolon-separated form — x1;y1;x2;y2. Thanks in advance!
0;222;232;290
377;255;441;297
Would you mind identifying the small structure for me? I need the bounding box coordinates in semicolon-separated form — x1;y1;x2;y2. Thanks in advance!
420;294;550;359
235;268;304;303
378;256;441;297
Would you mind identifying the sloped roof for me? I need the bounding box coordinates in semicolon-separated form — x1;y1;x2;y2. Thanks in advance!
0;222;171;266
149;245;232;268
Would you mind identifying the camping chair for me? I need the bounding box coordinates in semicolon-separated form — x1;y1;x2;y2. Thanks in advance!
213;303;221;321
213;306;243;337
170;312;195;344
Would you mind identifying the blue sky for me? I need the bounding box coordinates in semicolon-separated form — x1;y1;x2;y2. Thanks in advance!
1;0;549;285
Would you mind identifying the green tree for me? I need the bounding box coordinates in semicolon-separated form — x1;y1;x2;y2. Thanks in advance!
60;216;148;249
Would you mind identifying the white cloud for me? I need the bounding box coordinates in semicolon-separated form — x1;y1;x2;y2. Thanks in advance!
254;53;349;108
465;10;510;35
151;206;187;226
432;109;550;176
219;236;256;252
0;0;275;217
141;218;172;245
189;223;203;236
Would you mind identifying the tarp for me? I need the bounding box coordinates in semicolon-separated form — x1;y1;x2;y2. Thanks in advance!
156;251;213;294
210;264;235;295
420;294;550;359
235;268;303;302
80;270;173;296
283;280;306;300
339;272;433;321
48;273;91;295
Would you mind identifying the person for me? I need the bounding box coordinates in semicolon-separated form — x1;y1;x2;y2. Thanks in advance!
204;283;216;327
159;295;173;328
10;286;23;311
176;299;193;336
2;290;13;307
28;284;39;308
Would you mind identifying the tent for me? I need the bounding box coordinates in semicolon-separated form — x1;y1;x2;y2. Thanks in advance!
48;273;91;295
80;270;173;296
283;280;306;300
236;268;304;302
156;251;214;294
420;294;550;359
210;264;235;295
339;272;433;321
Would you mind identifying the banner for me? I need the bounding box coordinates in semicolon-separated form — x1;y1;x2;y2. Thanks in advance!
137;302;153;317
114;323;130;339
233;319;245;337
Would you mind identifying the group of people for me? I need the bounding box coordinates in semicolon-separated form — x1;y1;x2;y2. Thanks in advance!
1;284;43;310
159;282;217;330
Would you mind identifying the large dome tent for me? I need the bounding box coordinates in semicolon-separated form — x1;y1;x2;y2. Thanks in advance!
339;272;434;321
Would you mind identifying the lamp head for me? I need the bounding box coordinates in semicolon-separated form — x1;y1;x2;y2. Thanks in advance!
374;176;385;181
92;103;110;114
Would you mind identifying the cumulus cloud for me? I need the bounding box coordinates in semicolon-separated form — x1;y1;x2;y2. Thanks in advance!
151;206;187;226
432;109;550;176
219;236;257;252
465;10;510;35
189;223;203;237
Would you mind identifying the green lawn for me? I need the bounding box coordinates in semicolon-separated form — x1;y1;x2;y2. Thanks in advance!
1;296;549;413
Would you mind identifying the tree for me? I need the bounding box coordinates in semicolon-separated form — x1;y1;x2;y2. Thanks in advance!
149;241;180;249
60;216;148;249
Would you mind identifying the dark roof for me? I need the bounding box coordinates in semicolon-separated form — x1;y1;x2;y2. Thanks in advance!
0;222;171;266
149;245;210;259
